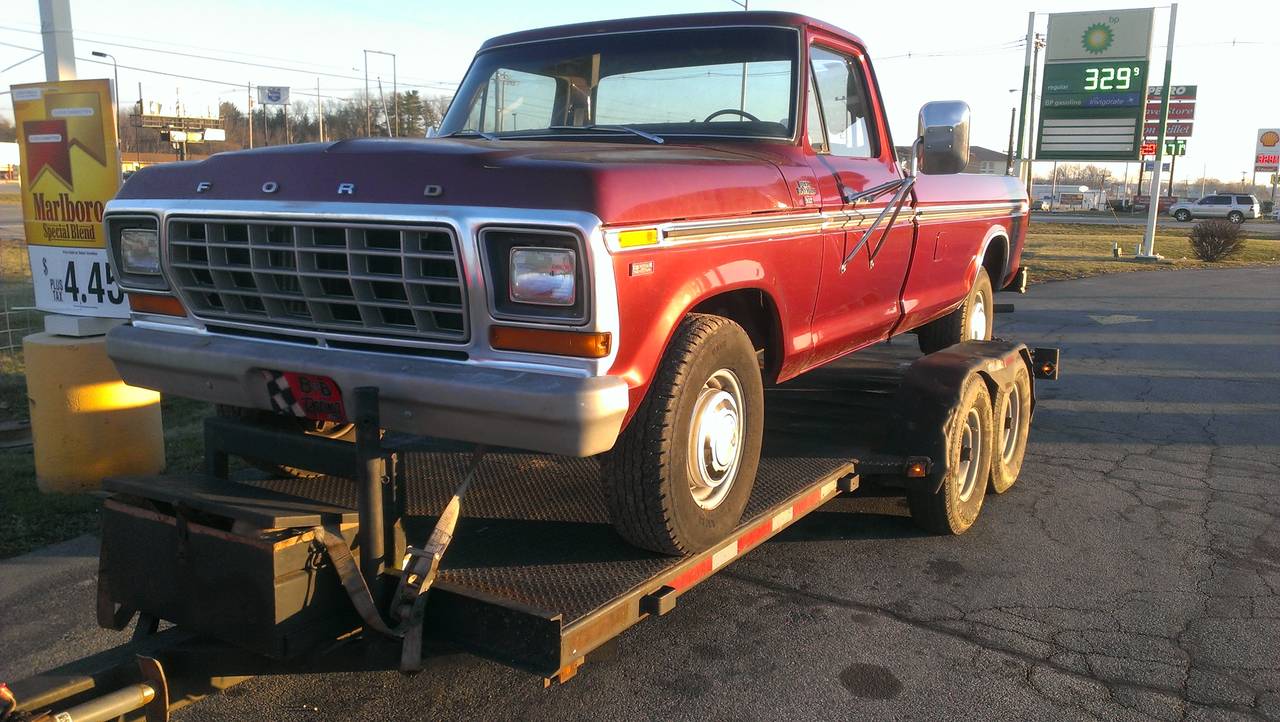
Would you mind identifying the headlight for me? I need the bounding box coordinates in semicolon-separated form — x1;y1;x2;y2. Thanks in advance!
510;247;576;306
481;228;587;323
120;228;161;275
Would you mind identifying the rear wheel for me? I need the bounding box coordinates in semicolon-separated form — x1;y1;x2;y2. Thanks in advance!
603;314;764;555
1173;209;1191;222
917;268;994;354
907;374;993;534
989;364;1032;494
1227;211;1245;224
214;405;356;478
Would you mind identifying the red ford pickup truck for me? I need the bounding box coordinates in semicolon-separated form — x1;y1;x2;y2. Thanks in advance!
104;11;1027;555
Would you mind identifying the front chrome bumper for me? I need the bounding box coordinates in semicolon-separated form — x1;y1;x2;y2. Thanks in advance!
106;324;630;457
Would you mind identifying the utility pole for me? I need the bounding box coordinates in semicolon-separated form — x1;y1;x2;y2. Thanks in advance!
1023;32;1045;199
376;78;392;138
1139;3;1178;259
1005;106;1017;175
247;82;254;149
364;50;371;136
317;78;325;142
39;0;76;80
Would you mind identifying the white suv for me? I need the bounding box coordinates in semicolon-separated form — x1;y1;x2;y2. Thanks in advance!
1169;194;1261;224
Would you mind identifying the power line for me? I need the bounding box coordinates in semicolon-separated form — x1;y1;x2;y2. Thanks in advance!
0;25;458;90
0;39;452;106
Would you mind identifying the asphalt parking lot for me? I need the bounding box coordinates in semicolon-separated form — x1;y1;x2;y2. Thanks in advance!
3;266;1277;720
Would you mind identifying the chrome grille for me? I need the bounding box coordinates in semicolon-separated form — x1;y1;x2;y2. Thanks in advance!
167;218;467;343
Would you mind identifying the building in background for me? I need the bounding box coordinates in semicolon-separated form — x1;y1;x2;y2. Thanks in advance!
0;142;18;180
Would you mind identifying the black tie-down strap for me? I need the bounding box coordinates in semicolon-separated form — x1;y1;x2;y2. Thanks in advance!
313;447;485;672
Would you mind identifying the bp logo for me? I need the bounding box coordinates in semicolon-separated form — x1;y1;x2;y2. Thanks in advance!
1081;22;1114;54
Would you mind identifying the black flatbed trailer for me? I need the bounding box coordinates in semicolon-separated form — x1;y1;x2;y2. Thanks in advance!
3;340;1058;721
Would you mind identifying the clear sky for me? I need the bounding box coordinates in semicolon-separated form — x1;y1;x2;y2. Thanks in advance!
2;0;1276;184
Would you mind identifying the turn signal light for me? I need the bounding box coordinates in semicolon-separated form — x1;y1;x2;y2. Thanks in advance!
490;326;611;358
127;293;186;317
615;228;659;248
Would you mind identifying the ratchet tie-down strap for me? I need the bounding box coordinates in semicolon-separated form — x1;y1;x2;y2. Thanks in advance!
312;447;485;672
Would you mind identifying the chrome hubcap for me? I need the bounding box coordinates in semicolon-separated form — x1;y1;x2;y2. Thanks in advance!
957;407;984;502
969;295;988;340
688;368;745;510
1001;385;1022;463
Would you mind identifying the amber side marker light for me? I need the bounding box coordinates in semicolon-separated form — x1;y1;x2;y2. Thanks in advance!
490;326;611;359
127;293;186;317
904;457;931;478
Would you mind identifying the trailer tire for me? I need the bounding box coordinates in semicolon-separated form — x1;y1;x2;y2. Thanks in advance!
214;405;357;478
917;268;994;354
907;374;993;534
603;314;764;555
989;364;1032;494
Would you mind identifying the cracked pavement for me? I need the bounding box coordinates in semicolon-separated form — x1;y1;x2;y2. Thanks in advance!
3;267;1276;720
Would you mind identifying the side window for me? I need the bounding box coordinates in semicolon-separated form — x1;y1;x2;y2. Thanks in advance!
808;46;876;158
463;69;557;133
1236;196;1253;205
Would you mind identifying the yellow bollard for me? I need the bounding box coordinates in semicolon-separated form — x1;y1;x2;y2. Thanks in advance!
24;332;165;493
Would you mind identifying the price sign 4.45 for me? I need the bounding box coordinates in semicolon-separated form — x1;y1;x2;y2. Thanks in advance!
28;246;130;318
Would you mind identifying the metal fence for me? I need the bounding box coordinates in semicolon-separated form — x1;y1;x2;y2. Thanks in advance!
0;237;42;354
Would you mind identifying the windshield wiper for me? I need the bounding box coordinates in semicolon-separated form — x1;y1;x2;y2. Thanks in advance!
443;128;499;140
548;124;664;144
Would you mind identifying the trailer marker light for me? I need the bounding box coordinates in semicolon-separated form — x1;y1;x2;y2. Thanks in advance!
127;293;186;317
490;326;611;358
906;460;928;478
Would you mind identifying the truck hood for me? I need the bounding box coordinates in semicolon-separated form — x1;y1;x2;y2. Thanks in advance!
116;138;797;227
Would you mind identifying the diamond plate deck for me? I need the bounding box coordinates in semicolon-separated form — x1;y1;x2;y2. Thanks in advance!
243;345;918;627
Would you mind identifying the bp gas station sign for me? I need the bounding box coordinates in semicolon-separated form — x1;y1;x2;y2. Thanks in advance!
1036;8;1155;161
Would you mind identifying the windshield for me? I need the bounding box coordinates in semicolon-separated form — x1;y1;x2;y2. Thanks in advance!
440;26;800;141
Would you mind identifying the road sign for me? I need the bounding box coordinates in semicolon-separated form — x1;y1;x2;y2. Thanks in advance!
9;79;128;318
1145;122;1193;138
1142;139;1186;157
1144;85;1196;137
1255;128;1280;173
1036;8;1155;161
257;86;290;105
1143;161;1171;172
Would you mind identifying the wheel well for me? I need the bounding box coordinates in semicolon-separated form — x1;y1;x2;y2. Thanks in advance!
689;289;783;384
982;237;1008;289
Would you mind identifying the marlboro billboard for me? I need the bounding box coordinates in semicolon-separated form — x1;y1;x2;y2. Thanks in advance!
10;79;128;317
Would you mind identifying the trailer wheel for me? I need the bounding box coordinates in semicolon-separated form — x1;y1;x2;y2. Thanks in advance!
604;314;764;555
989;364;1032;494
917;268;994;354
214;405;356;478
907;374;993;534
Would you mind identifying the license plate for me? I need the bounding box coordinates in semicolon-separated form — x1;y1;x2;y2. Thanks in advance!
263;370;347;423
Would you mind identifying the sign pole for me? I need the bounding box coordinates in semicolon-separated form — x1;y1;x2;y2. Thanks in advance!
1014;12;1035;183
1139;3;1177;259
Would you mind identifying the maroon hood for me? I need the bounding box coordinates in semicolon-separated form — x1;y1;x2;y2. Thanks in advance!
117;138;797;226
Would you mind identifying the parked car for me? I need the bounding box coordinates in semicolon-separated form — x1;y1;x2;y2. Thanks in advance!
103;11;1027;555
1168;194;1260;223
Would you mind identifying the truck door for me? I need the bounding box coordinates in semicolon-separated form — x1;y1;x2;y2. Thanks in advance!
803;42;915;370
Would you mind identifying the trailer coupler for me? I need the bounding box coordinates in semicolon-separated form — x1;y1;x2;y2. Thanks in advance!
2;656;168;722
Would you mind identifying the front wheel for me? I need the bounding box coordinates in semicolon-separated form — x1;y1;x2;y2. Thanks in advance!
1174;209;1192;222
603;314;764;555
917;268;994;354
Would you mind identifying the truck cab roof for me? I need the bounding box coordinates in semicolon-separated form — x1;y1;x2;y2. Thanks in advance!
480;11;867;51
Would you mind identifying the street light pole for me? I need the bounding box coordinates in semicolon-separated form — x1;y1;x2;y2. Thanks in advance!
363;50;371;136
90;51;121;159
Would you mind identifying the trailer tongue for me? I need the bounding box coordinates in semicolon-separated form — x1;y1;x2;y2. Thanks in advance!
2;341;1057;721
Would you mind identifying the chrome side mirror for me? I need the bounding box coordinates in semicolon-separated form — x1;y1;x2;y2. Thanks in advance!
914;101;970;175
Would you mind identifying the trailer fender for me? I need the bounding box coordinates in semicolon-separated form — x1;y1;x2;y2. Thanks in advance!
889;340;1035;494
